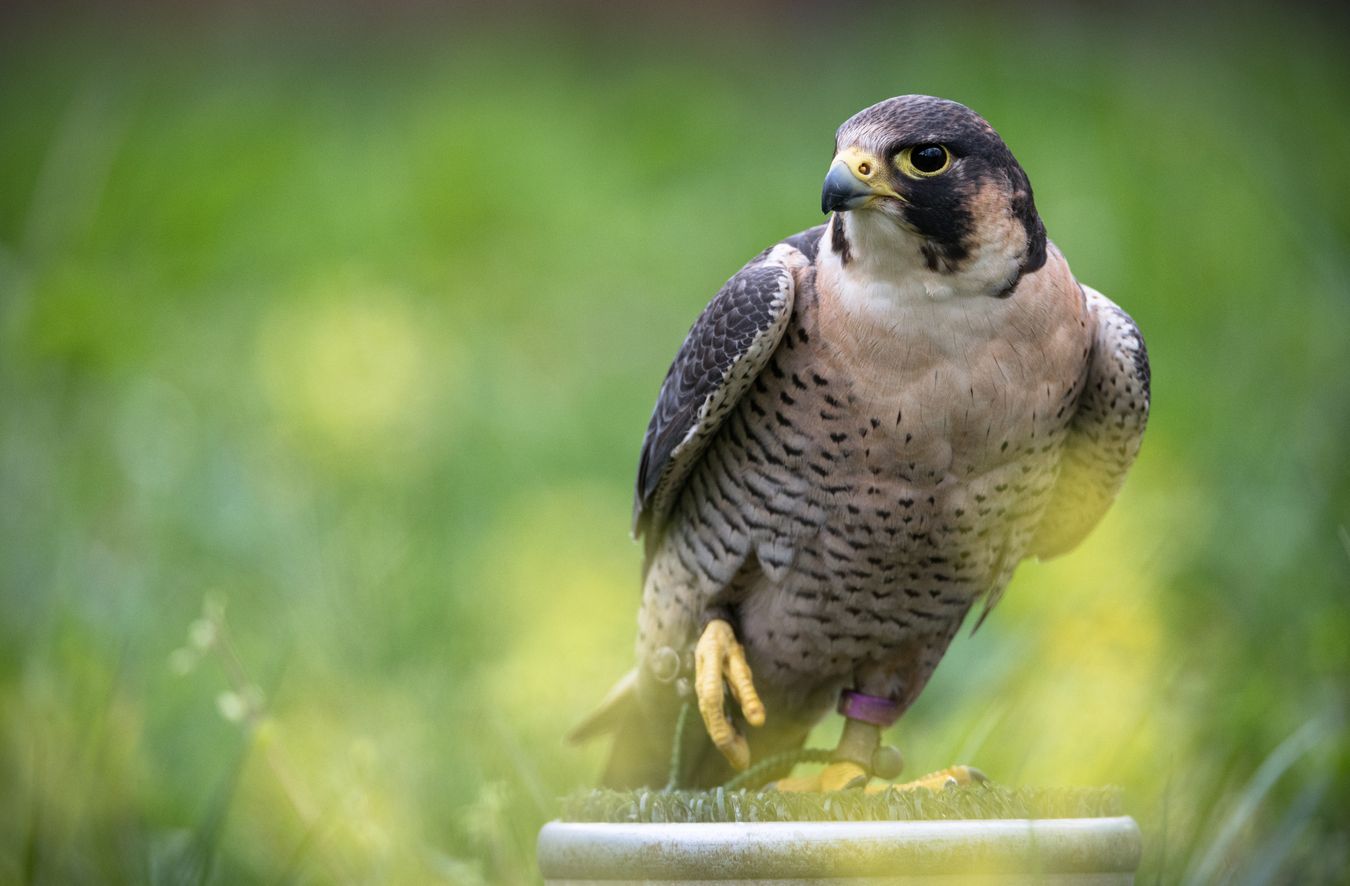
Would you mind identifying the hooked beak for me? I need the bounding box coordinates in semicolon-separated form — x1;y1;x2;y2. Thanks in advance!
821;160;873;214
821;146;902;214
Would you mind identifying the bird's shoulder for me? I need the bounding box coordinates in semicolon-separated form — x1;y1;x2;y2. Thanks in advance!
1080;284;1150;409
633;225;825;542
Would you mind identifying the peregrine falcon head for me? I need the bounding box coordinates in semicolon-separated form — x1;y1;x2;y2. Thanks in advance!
820;95;1046;300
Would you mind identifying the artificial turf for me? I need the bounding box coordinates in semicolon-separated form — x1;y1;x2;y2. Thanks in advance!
562;785;1125;824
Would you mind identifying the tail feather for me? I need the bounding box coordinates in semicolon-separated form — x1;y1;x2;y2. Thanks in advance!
573;671;816;789
566;668;639;745
569;669;684;788
600;693;683;789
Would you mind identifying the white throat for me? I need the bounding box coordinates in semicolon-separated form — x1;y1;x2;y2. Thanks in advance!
818;210;1023;320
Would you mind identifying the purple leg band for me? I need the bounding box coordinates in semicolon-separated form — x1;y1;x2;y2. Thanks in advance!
837;690;902;727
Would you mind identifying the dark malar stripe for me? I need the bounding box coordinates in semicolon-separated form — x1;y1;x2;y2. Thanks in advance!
830;212;852;265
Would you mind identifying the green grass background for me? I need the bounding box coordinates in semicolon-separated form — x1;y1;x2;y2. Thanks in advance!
1;3;1347;882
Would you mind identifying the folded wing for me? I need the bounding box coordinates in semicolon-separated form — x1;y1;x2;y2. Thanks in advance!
1033;285;1151;559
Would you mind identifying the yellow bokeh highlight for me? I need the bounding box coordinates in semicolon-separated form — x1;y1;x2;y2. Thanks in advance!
473;485;639;748
893;455;1201;794
976;464;1200;789
229;687;440;882
256;277;449;461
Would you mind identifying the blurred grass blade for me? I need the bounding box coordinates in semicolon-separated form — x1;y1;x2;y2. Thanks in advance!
1184;715;1333;884
1238;775;1331;886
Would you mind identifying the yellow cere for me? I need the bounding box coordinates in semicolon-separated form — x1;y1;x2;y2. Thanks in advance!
836;145;905;201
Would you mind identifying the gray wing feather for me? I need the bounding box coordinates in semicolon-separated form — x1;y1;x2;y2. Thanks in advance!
1033;285;1151;558
633;237;814;543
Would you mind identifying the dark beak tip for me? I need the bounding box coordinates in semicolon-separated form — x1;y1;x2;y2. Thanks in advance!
821;185;857;215
820;182;850;214
821;163;871;214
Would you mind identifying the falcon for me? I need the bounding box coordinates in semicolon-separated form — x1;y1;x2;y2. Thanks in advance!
573;95;1150;791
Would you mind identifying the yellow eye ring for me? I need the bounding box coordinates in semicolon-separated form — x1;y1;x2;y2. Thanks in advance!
896;144;952;178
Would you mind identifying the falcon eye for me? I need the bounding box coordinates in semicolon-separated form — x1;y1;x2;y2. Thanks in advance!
897;144;952;178
912;146;947;172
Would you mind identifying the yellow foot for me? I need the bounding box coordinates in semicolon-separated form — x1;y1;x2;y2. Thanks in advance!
773;761;869;792
695;619;765;771
866;765;989;793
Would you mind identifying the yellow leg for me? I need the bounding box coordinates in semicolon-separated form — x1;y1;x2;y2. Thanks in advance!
774;761;869;792
775;718;877;791
694;619;766;771
777;762;988;793
774;716;986;792
867;765;989;793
